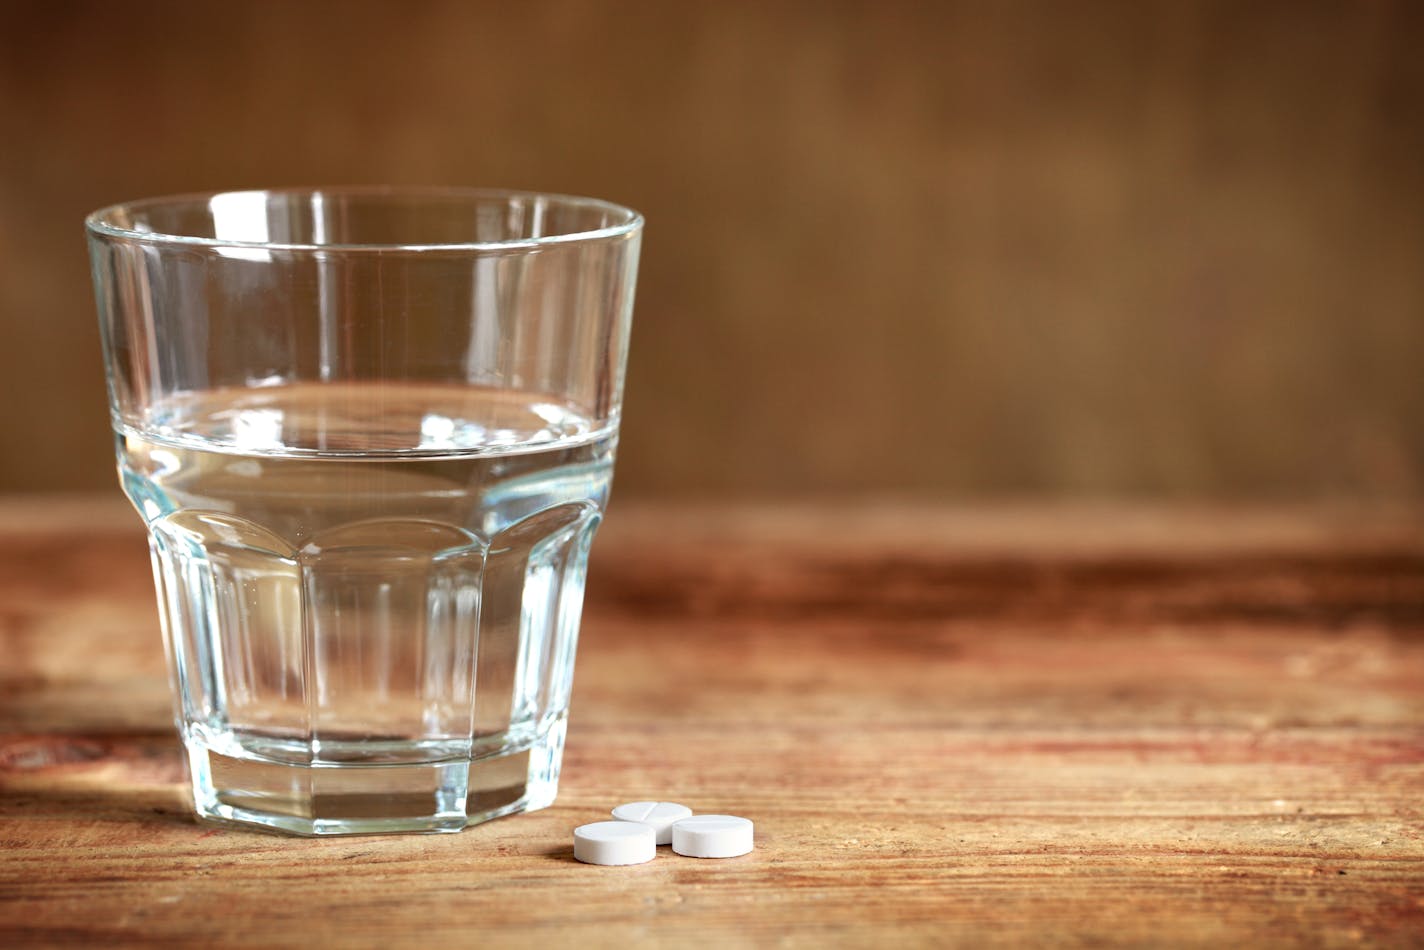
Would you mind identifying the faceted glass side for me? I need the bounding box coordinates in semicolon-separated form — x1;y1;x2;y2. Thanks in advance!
144;503;600;835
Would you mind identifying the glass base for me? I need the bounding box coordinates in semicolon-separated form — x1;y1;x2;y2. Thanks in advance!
185;718;568;836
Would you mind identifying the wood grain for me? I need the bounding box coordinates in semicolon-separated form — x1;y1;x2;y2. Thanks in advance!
1;499;1422;947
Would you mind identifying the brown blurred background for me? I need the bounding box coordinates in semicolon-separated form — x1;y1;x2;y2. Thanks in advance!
2;0;1422;501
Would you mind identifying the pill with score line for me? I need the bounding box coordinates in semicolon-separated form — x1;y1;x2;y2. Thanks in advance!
610;801;694;845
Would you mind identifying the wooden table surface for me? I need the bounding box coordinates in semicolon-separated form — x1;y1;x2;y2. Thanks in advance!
1;499;1422;947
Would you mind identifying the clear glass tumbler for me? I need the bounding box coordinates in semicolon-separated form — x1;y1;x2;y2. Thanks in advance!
86;188;641;835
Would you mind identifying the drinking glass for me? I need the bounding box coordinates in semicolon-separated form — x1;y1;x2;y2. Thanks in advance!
86;188;641;835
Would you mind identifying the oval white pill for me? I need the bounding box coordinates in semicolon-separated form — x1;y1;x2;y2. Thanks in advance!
573;821;656;866
611;801;694;845
671;814;754;858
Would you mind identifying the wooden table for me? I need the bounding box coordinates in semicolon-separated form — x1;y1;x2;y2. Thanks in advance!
2;499;1421;947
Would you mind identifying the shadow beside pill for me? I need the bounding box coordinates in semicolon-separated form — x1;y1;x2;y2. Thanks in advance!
541;846;582;864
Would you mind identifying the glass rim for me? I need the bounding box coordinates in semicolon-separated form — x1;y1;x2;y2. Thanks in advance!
85;185;644;253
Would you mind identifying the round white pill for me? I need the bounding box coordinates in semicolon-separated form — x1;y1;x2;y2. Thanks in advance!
573;821;656;866
611;801;694;845
671;814;754;858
